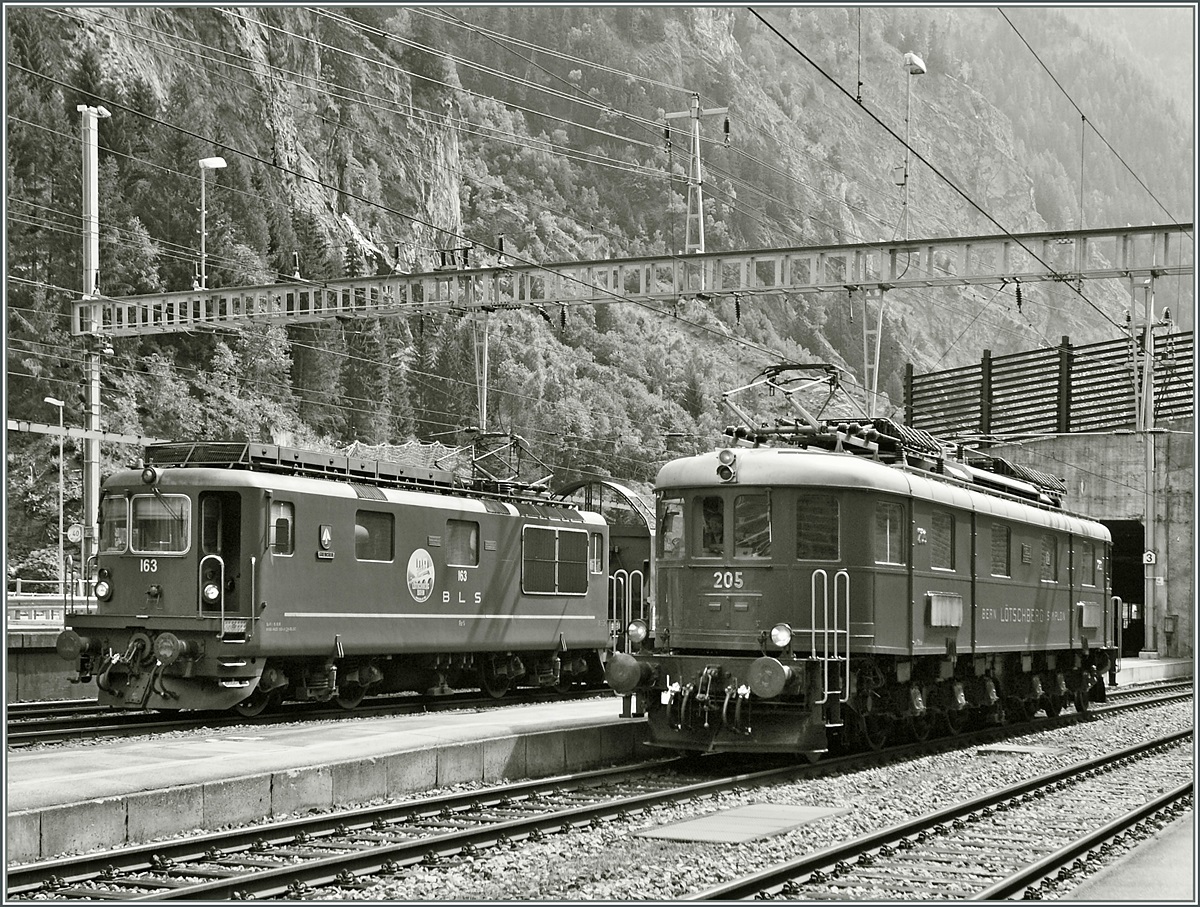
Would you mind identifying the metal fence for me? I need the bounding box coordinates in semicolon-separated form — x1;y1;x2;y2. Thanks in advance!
906;331;1193;438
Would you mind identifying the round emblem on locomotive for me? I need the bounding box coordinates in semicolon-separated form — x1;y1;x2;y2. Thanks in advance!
406;548;435;602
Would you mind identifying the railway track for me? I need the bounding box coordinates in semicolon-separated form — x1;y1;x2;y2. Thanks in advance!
7;682;1190;901
5;687;608;747
6;678;1188;749
688;730;1192;900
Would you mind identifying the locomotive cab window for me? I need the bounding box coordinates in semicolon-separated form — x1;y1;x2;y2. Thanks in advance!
356;510;395;562
131;494;191;554
446;519;479;567
99;494;129;553
698;495;725;557
734;495;770;558
931;511;955;571
796;493;839;561
201;492;242;558
658;497;684;560
270;501;295;556
874;501;906;565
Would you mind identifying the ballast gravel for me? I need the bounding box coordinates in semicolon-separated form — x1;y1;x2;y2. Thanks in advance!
319;702;1193;901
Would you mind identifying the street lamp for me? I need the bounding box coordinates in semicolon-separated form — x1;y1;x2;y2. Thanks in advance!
44;396;64;595
900;51;926;241
198;156;227;289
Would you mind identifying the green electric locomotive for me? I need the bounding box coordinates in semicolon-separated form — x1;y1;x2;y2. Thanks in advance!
56;441;611;715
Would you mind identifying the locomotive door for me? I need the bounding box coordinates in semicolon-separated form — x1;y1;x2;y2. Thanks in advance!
199;491;245;621
871;497;913;652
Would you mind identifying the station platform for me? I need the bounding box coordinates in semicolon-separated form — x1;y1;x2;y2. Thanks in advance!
6;695;650;864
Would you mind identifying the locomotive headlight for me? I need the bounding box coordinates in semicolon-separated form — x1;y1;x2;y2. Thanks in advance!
769;623;793;648
141;466;158;485
202;582;221;604
627;619;649;646
716;448;737;483
153;632;192;666
93;579;113;601
92;566;113;601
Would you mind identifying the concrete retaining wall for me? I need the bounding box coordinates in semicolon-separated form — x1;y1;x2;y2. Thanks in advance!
7;630;85;703
991;417;1194;658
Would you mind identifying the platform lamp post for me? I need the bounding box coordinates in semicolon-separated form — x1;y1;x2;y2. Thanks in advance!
44;396;65;595
198;156;227;290
900;50;926;242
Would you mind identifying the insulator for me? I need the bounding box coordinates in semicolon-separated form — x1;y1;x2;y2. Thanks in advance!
723;117;730;145
734;296;741;323
560;304;566;331
1015;281;1023;313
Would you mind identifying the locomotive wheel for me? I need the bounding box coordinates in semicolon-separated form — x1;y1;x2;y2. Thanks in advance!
234;687;279;718
1073;688;1090;714
904;712;932;742
1006;695;1032;723
335;686;367;710
942;706;970;735
479;660;511;699
553;676;574;696
1042;694;1063;718
858;709;891;751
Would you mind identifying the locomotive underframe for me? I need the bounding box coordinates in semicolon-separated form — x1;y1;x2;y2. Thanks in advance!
60;614;605;711
622;644;1112;756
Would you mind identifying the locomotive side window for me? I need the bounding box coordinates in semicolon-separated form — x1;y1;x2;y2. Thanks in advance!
931;511;955;570
990;524;1011;577
270;501;294;556
446;519;479;567
734;495;771;558
1078;539;1097;586
589;532;605;574
874;501;906;565
131;494;191;554
1040;533;1058;582
557;530;589;593
796;493;839;560
356;510;395;562
659;497;685;560
699;496;724;557
99;495;128;553
522;526;588;594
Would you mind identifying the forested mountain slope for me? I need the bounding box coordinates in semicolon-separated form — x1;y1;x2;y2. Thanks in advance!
5;6;1194;578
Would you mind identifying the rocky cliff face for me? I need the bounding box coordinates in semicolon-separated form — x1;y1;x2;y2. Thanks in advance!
71;7;464;264
23;6;1190;405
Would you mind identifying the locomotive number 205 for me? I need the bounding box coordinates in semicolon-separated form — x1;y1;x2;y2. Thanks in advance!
140;558;158;573
713;570;743;589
